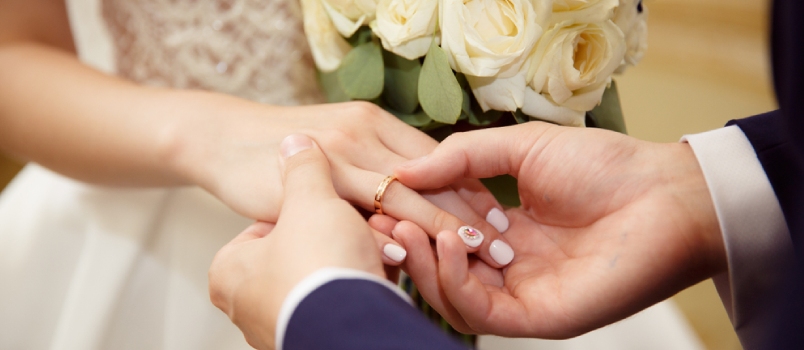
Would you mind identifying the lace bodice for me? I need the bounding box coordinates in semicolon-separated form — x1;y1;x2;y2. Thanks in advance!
101;0;324;105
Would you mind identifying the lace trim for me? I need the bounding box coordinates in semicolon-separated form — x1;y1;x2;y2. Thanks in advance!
102;0;324;105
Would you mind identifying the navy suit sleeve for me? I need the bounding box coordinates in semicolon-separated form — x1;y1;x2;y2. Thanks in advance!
283;279;467;350
727;1;804;347
728;111;804;247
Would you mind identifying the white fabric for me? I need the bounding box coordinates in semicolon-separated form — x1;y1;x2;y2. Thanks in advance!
683;125;793;349
275;268;412;350
0;0;703;349
479;301;703;350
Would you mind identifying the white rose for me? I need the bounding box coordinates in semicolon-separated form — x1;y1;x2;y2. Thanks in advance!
613;0;647;72
523;20;626;126
551;0;619;24
301;0;353;72
467;72;528;112
321;0;378;38
522;87;586;126
440;0;550;78
369;0;437;60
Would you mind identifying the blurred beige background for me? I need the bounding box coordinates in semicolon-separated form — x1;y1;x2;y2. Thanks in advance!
0;0;775;349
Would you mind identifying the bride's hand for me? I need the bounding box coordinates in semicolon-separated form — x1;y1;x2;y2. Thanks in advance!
167;94;514;267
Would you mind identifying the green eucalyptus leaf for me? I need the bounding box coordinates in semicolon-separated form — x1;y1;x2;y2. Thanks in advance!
338;41;384;100
468;109;503;126
347;26;373;47
460;87;473;120
383;50;421;114
389;109;432;127
513;109;529;124
588;80;627;134
481;175;521;207
317;70;350;103
418;40;462;124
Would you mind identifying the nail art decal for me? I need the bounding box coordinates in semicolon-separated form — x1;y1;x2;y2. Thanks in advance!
458;226;484;248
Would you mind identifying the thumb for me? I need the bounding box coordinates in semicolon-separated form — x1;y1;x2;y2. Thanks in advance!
279;134;338;209
394;123;547;189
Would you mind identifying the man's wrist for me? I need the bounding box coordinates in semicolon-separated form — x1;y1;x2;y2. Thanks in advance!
661;142;727;277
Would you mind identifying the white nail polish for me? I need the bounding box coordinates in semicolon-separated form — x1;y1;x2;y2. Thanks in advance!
383;244;407;263
486;208;509;233
489;239;514;265
457;226;484;248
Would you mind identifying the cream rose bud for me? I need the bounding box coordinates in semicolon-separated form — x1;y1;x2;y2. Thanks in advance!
369;0;437;60
613;0;647;72
301;0;353;72
321;0;378;38
440;0;550;78
524;20;626;126
551;0;619;24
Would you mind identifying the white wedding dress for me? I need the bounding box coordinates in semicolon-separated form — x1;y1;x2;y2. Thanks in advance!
0;0;705;349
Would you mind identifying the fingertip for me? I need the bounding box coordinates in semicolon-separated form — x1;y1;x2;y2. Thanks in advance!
397;155;428;171
382;243;407;264
457;226;484;250
486;207;510;233
489;239;515;266
280;134;316;159
228;221;275;246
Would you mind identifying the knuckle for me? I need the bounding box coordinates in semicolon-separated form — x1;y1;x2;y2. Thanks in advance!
345;101;381;123
440;133;463;148
431;208;458;233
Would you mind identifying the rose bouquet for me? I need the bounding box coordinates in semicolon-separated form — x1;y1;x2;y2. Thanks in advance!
300;0;647;132
301;0;646;207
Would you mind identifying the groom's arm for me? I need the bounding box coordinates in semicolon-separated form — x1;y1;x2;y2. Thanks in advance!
277;269;468;350
681;1;804;348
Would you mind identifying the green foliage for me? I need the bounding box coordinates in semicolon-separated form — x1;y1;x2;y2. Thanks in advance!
318;69;350;103
347;26;373;47
453;74;502;126
389;109;431;127
382;50;421;114
418;40;462;124
588;80;627;134
513;109;529;124
480;175;521;207
338;40;384;100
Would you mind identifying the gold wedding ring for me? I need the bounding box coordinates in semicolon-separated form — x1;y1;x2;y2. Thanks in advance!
374;175;398;215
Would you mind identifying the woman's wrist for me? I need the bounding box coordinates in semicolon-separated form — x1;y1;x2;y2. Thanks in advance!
155;89;241;189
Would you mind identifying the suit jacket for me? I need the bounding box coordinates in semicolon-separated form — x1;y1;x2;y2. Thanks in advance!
727;0;803;347
283;278;466;350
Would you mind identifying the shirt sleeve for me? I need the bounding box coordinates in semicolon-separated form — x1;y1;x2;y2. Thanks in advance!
682;125;794;349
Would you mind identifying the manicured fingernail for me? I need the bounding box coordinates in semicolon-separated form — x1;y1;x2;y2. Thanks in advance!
490;239;514;265
486;208;509;233
383;244;407;263
457;226;484;248
399;156;427;169
280;134;313;159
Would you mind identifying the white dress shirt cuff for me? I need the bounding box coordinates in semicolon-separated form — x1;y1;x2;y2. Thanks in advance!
275;268;412;350
682;126;793;347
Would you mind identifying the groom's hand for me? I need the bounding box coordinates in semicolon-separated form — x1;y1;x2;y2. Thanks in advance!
209;134;389;349
392;122;727;337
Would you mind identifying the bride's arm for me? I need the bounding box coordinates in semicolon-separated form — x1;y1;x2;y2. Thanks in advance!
0;0;516;268
0;0;192;186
